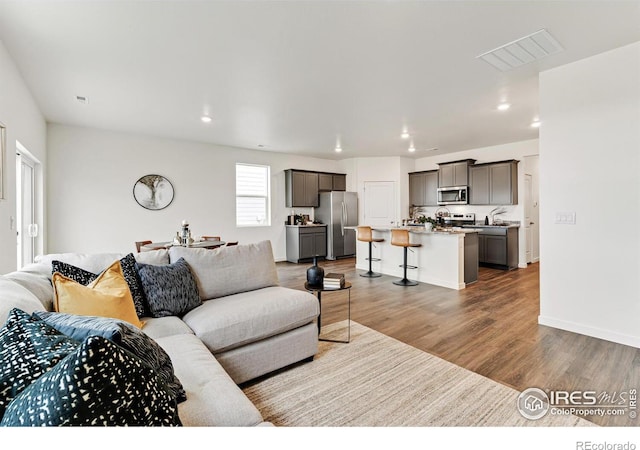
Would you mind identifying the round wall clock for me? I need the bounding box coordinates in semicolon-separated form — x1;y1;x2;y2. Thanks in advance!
133;174;174;210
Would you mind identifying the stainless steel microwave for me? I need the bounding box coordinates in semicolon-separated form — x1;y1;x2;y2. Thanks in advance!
437;186;468;205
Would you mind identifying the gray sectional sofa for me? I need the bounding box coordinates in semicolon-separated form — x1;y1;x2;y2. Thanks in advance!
0;240;320;426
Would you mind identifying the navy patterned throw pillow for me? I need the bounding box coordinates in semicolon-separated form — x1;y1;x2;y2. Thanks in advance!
34;311;186;403
0;335;182;426
136;257;201;318
0;309;79;419
51;254;147;317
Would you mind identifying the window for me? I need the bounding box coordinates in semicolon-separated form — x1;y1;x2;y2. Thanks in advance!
236;163;270;227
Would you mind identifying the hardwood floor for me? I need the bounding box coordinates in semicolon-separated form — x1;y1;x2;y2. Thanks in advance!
276;257;640;427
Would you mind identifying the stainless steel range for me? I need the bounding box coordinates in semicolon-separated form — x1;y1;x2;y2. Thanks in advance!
443;213;475;227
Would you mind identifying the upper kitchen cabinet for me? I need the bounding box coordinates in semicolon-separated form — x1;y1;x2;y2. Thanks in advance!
318;172;346;192
285;170;319;207
409;170;438;206
469;160;519;205
438;159;475;187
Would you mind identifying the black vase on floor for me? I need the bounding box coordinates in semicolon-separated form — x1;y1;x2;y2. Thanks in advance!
306;256;324;287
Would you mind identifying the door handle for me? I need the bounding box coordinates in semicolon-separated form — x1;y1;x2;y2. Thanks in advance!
28;224;39;238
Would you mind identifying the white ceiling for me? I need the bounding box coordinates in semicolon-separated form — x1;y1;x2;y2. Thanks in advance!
0;1;639;160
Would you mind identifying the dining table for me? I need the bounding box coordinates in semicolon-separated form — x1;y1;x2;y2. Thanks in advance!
140;240;225;251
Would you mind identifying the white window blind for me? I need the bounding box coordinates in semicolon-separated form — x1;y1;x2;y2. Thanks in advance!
236;163;271;227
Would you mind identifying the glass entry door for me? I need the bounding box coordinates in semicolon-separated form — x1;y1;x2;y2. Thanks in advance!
16;150;38;268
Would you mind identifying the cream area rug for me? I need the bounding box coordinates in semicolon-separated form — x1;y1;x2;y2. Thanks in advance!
242;321;593;427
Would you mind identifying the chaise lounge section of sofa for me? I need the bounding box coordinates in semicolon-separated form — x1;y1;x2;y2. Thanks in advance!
0;240;320;426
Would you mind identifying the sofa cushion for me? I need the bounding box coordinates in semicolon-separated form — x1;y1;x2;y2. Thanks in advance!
153;334;263;426
0;278;46;324
35;252;124;275
136;258;201;318
1;335;182;426
34;311;186;404
182;286;319;354
140;316;195;340
3;263;55;311
53;260;144;329
134;249;169;266
169;240;279;300
0;308;79;419
52;254;148;318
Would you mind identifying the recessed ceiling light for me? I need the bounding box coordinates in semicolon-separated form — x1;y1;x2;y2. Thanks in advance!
335;145;342;153
401;131;410;139
531;120;541;128
498;103;511;111
201;115;212;123
408;141;416;152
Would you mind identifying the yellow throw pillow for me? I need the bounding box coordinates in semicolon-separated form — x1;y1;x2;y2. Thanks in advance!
53;260;144;329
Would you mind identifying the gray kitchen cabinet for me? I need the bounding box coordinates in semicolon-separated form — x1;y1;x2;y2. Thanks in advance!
286;225;327;263
332;173;346;191
409;170;438;206
469;165;490;205
285;170;319;207
438;159;475;187
317;172;347;192
469;160;518;205
475;227;518;269
318;173;333;191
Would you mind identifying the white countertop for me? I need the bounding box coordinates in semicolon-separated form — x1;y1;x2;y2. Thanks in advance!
370;226;478;235
285;224;327;227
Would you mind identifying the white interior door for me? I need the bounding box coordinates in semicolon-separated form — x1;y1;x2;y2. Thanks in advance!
363;181;396;227
525;174;533;264
16;151;38;268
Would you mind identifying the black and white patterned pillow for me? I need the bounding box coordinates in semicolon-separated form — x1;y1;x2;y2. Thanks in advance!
0;308;79;419
1;335;182;426
118;253;149;317
34;311;186;403
51;254;147;317
136;257;201;318
51;260;98;285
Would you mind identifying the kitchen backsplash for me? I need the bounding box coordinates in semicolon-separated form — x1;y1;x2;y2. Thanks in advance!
410;204;520;225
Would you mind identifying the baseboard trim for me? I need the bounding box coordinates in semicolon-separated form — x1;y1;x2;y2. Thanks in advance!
538;315;640;349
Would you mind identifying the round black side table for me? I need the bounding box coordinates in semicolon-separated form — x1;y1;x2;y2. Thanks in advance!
305;281;351;343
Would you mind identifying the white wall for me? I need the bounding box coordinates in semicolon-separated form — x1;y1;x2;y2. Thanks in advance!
0;41;47;274
414;139;539;268
46;124;341;261
339;156;415;226
539;41;640;348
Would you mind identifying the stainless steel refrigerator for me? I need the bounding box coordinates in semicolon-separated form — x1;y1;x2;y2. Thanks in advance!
315;191;358;260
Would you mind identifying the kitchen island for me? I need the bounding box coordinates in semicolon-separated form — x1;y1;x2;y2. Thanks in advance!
354;227;479;290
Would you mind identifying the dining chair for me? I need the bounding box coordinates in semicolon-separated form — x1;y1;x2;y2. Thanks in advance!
135;240;152;253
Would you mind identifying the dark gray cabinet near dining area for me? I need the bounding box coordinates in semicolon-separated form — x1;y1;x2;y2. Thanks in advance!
285;225;327;263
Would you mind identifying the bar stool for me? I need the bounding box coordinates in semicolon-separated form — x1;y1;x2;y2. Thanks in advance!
391;229;422;286
357;226;384;278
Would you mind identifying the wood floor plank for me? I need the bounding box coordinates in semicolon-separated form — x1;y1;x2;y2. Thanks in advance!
277;257;640;427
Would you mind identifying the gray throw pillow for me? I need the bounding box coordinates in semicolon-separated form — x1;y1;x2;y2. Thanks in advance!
136;257;201;318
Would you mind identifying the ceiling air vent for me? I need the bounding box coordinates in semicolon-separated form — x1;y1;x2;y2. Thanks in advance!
477;29;563;71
